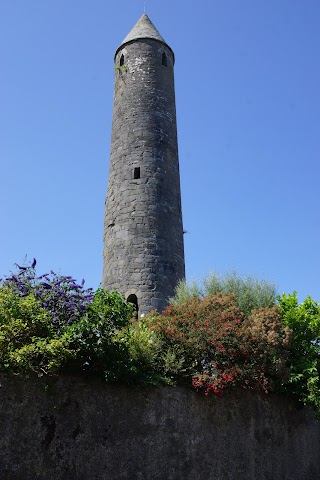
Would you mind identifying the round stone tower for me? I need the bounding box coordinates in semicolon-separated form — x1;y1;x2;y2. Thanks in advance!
103;13;185;315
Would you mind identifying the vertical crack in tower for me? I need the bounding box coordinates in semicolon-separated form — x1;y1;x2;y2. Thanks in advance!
103;14;185;315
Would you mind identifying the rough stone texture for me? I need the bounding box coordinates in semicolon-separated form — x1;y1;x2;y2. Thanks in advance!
103;17;185;315
0;374;319;480
118;13;170;56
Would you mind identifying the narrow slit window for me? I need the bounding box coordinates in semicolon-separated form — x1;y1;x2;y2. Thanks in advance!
162;52;168;67
120;54;125;67
162;52;167;67
133;167;140;179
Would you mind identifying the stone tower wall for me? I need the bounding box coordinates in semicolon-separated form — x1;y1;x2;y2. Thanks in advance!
103;38;185;314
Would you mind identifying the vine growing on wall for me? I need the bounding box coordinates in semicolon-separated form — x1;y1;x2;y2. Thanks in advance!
114;64;127;74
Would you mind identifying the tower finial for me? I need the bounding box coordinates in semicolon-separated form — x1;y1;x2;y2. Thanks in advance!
144;2;147;13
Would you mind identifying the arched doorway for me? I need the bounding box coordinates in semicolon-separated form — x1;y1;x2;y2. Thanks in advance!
127;294;139;319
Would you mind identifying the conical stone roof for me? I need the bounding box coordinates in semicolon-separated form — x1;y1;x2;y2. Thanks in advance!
115;13;173;58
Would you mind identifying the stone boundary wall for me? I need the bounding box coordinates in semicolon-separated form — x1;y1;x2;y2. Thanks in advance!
0;374;319;480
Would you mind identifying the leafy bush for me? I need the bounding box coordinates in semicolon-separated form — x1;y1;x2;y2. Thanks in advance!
66;291;173;386
0;276;136;379
2;260;94;332
278;292;320;415
67;289;135;381
1;261;319;418
168;280;202;305
170;272;277;316
0;287;75;374
86;288;133;330
243;306;292;387
124;319;161;371
119;318;172;385
148;293;290;396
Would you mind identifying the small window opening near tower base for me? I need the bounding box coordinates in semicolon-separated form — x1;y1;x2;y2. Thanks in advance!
133;167;140;179
127;294;139;319
162;52;168;67
120;54;125;67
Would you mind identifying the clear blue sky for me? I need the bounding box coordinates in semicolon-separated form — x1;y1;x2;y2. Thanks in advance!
1;0;319;301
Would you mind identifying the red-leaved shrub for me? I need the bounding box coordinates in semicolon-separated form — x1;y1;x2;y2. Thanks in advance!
149;293;291;396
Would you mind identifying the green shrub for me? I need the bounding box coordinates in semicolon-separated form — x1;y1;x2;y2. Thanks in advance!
87;288;134;330
125;319;161;369
171;272;277;316
168;279;202;305
1;261;319;417
66;289;134;381
0;283;135;379
119;319;172;385
0;286;75;374
278;292;320;416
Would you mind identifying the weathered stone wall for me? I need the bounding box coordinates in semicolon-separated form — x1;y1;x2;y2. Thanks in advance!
0;374;319;480
103;36;185;314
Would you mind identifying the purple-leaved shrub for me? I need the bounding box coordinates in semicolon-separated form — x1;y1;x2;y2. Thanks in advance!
1;259;94;331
